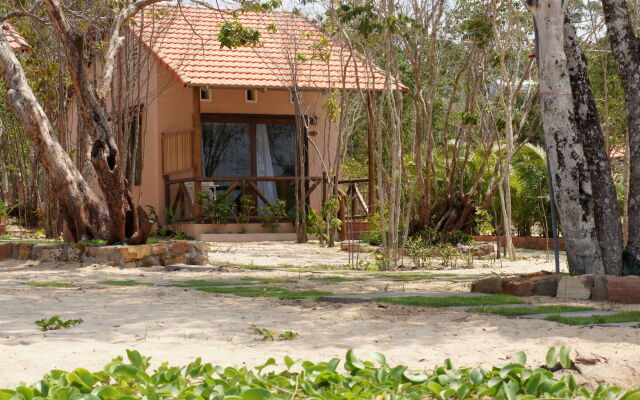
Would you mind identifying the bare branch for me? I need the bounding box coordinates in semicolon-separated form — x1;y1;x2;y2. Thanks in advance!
98;0;176;99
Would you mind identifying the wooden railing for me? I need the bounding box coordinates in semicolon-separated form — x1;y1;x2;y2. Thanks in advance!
164;176;326;222
338;178;370;220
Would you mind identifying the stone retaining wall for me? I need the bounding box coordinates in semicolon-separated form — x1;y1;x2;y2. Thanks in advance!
471;272;640;304
0;240;209;268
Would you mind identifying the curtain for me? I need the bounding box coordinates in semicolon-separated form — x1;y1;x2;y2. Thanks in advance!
256;124;278;209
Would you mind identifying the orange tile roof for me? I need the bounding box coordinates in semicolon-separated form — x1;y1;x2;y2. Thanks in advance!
135;5;398;91
1;24;30;52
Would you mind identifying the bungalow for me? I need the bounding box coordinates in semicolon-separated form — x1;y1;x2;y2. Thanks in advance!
71;4;390;241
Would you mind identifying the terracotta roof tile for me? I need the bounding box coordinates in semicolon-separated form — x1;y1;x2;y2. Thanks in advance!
134;5;398;91
1;24;30;52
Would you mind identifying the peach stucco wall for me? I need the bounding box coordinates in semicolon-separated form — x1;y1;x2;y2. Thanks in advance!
140;58;339;222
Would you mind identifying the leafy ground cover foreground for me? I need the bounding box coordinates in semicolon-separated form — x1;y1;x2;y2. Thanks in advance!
2;349;638;400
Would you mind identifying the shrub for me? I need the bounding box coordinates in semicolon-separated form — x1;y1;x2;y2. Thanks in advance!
406;235;432;268
199;191;236;224
2;349;636;399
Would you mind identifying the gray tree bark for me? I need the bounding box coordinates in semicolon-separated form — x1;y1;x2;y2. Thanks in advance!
600;0;640;267
526;0;607;274
564;17;624;275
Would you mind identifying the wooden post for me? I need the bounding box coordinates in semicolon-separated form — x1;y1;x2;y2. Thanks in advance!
339;194;347;241
192;87;202;222
366;92;376;216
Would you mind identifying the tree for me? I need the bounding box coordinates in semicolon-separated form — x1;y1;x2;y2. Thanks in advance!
524;0;623;275
0;0;165;244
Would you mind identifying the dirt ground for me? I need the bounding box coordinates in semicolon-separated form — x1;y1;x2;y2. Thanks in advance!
1;241;639;389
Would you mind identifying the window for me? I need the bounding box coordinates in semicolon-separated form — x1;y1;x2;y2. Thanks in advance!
201;115;300;210
200;88;212;102
245;89;257;103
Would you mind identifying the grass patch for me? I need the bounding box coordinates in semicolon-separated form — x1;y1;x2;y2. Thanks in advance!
240;277;297;284
98;280;152;286
374;294;524;307
197;285;332;300
371;273;458;281
171;280;254;288
545;311;640;325
471;305;595;316
308;277;368;282
22;281;75;288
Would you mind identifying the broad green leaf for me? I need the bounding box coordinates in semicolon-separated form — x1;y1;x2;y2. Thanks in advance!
283;356;294;370
345;350;365;370
241;388;272;400
620;389;640;400
372;352;387;367
469;369;483;385
91;386;120;399
559;347;572;369
545;347;558;369
511;351;526;365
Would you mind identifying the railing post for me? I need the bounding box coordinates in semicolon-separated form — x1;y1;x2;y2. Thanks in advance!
339;194;347;241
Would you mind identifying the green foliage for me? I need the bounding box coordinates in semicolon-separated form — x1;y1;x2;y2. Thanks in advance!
23;282;75;288
0;200;17;222
97;280;152;286
238;195;257;223
406;235;432;268
545;311;640;326
2;349;637;400
197;285;332;300
218;20;261;49
253;328;300;341
374;294;525;307
260;199;288;231
471;305;595;316
361;213;382;246
306;197;341;245
545;346;574;370
35;316;83;331
200;191;236;225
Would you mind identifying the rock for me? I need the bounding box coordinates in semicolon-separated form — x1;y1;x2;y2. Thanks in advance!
136;256;161;268
31;244;64;262
471;243;495;257
0;243;13;260
13;243;34;260
63;244;85;263
150;243;168;256
471;277;505;294
163;255;188;265
606;276;640;304
169;241;190;255
503;278;537;297
532;275;559;297
122;262;137;269
189;255;209;265
557;276;592;300
591;275;609;301
120;245;151;262
83;246;114;264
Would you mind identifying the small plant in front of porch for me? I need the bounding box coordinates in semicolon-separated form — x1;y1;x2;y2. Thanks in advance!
307;197;342;246
238;195;256;223
199;191;236;224
35;315;84;331
260;199;287;231
406;235;432;269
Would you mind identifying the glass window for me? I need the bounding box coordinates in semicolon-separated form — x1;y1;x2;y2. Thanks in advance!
201;122;250;178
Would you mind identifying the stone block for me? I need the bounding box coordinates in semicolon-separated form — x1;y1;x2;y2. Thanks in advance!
31;244;64;262
163;255;188;265
189;255;209;265
136;256;161;268
169;241;190;255
471;243;495;257
532;275;558;297
120;245;151;262
0;243;13;260
557;276;592;300
13;243;34;260
150;243;168;256
471;277;505;294
607;276;640;304
503;278;537;297
591;275;609;301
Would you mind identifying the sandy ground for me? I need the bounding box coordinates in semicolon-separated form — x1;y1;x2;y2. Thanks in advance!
1;242;639;389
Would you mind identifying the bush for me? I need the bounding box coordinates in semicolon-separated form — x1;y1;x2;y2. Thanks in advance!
3;349;636;399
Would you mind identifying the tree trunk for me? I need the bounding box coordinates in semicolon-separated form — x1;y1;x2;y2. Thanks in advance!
526;0;606;274
600;0;640;267
564;17;623;275
0;36;111;240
